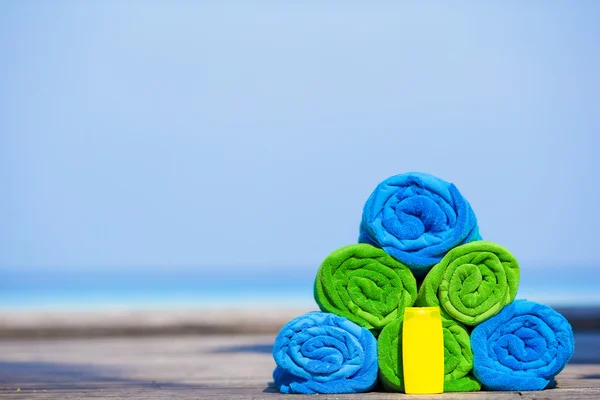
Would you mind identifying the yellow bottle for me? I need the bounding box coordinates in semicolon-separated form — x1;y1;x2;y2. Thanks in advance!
402;307;444;394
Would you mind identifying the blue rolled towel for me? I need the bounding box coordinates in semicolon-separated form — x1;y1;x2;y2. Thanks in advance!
359;172;480;275
272;311;378;394
471;300;574;391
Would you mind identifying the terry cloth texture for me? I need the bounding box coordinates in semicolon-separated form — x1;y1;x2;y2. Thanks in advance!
378;316;481;393
415;241;519;326
359;172;480;277
314;244;417;333
272;311;378;394
471;300;574;391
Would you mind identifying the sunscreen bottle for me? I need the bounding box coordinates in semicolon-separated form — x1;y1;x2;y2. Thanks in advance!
402;307;444;394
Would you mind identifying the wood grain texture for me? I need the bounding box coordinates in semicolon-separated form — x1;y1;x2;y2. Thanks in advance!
0;333;598;399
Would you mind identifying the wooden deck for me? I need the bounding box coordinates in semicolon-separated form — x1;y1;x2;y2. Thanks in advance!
0;332;598;399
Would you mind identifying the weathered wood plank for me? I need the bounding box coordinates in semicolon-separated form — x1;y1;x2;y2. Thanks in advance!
0;333;597;399
1;387;600;399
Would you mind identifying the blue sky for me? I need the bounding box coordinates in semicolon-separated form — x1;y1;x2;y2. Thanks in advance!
1;1;599;270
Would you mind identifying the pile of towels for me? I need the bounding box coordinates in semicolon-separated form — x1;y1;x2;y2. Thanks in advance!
272;172;575;394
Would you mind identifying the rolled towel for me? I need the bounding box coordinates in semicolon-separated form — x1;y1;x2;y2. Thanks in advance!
272;311;378;394
415;241;519;326
314;244;417;332
471;300;574;391
359;172;480;276
378;316;481;392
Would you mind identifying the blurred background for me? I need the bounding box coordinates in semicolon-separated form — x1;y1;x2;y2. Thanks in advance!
1;1;599;329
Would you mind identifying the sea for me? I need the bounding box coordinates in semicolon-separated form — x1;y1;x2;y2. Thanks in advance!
0;265;598;311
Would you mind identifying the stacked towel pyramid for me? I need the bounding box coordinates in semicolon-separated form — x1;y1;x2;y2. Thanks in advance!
272;172;575;394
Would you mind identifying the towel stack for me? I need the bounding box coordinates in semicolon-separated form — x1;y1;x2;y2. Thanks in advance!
272;172;574;394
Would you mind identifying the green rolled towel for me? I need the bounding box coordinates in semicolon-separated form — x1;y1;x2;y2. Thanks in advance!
378;316;481;392
314;244;417;333
415;241;520;326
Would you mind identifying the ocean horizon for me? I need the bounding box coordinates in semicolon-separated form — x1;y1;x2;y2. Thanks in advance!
1;265;598;311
